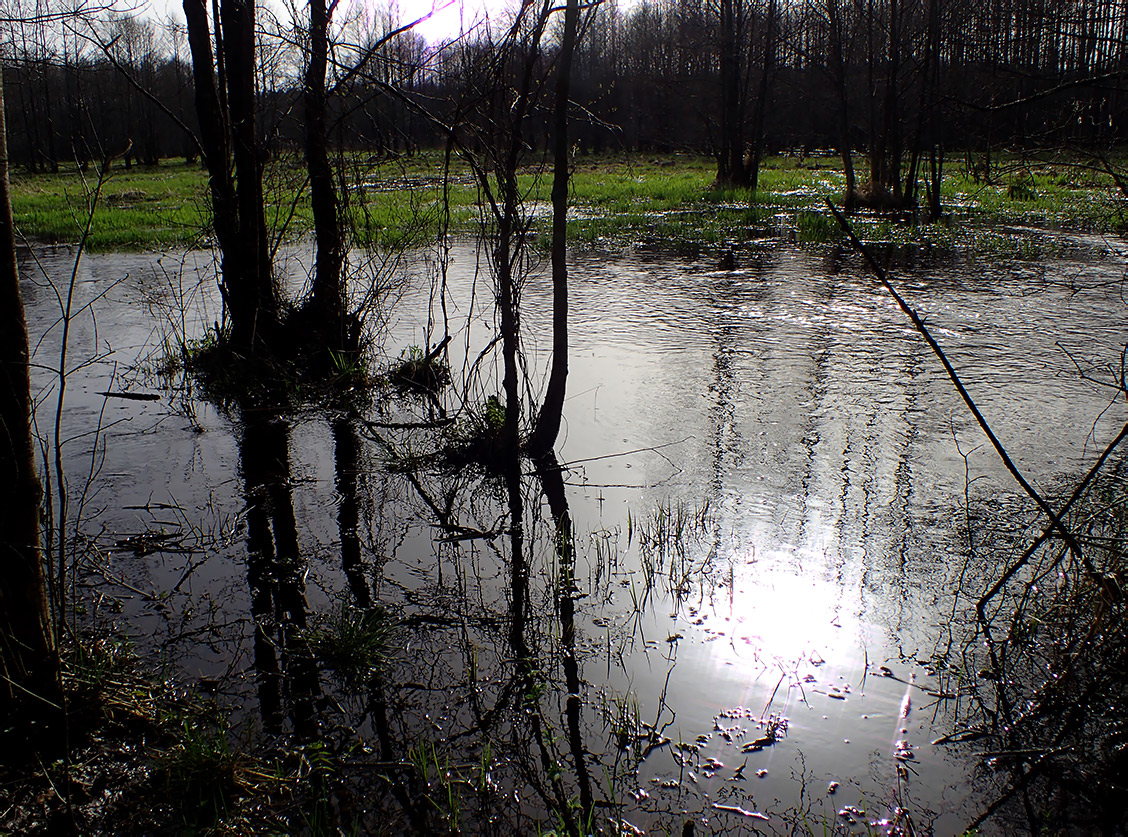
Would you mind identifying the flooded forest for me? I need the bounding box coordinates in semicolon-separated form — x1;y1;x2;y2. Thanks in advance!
3;0;1128;834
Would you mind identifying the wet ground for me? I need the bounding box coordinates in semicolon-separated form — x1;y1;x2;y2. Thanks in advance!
21;231;1128;833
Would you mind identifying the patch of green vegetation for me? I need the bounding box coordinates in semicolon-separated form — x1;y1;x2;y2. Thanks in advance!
11;148;1128;253
176;311;374;412
0;633;345;834
795;208;841;243
388;343;451;393
10;160;210;249
306;602;396;687
154;715;244;826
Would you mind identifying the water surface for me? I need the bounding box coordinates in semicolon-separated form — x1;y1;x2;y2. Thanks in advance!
23;234;1128;833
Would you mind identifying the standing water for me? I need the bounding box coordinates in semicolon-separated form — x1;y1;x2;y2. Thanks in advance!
21;234;1128;833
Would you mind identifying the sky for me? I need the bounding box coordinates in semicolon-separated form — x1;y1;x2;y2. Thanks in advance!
145;0;520;44
388;0;504;43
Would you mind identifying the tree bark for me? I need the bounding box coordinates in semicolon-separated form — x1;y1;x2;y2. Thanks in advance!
0;71;62;734
825;0;857;206
183;0;278;354
222;0;277;350
746;0;778;193
715;0;750;188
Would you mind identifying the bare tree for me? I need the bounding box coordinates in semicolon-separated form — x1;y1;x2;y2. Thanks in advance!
300;0;351;356
183;0;279;354
529;0;583;459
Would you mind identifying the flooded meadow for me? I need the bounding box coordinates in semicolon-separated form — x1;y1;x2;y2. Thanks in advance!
19;231;1128;834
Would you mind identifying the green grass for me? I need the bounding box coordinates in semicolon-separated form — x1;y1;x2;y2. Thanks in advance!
10;159;211;249
9;149;1127;252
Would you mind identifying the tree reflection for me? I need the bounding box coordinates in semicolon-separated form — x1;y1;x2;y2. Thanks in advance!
240;409;320;740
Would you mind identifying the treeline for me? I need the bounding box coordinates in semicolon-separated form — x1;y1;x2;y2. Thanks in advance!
4;0;1127;197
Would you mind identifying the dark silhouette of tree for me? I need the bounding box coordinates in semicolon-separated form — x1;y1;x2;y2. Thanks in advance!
529;0;581;459
301;0;352;356
183;0;279;354
0;70;63;742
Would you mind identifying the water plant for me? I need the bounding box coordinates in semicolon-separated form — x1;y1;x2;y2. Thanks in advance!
306;602;396;687
389;341;451;393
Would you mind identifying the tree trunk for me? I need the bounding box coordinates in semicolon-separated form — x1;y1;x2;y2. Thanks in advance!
715;0;749;188
222;0;277;351
826;0;857;206
0;71;62;737
746;0;778;193
304;0;350;353
183;0;278;354
529;0;580;459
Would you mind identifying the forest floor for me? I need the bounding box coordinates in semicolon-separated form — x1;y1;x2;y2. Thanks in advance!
9;149;1127;253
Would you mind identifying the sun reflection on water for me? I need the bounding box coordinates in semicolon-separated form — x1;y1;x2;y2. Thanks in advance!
702;546;867;671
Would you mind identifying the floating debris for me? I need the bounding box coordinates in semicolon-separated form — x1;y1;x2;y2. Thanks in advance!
755;769;768;778
827;781;839;794
931;727;988;746
98;390;160;401
713;803;769;821
894;739;916;761
838;805;866;824
879;665;895;677
717;706;754;719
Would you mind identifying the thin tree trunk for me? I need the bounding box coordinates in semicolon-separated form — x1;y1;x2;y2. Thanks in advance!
529;0;580;459
184;0;240;330
826;0;857;205
304;0;350;353
0;71;62;734
715;0;749;187
747;0;778;193
221;0;277;351
184;0;279;354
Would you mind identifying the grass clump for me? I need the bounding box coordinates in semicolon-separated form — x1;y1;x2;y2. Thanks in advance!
388;342;451;394
440;394;510;470
176;317;373;414
307;603;397;687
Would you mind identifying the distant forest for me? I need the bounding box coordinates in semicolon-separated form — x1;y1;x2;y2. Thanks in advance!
4;0;1126;187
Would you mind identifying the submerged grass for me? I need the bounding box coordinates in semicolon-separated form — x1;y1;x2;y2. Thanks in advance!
12;149;1127;253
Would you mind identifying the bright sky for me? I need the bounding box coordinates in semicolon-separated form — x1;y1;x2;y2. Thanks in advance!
145;0;526;44
387;0;504;43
